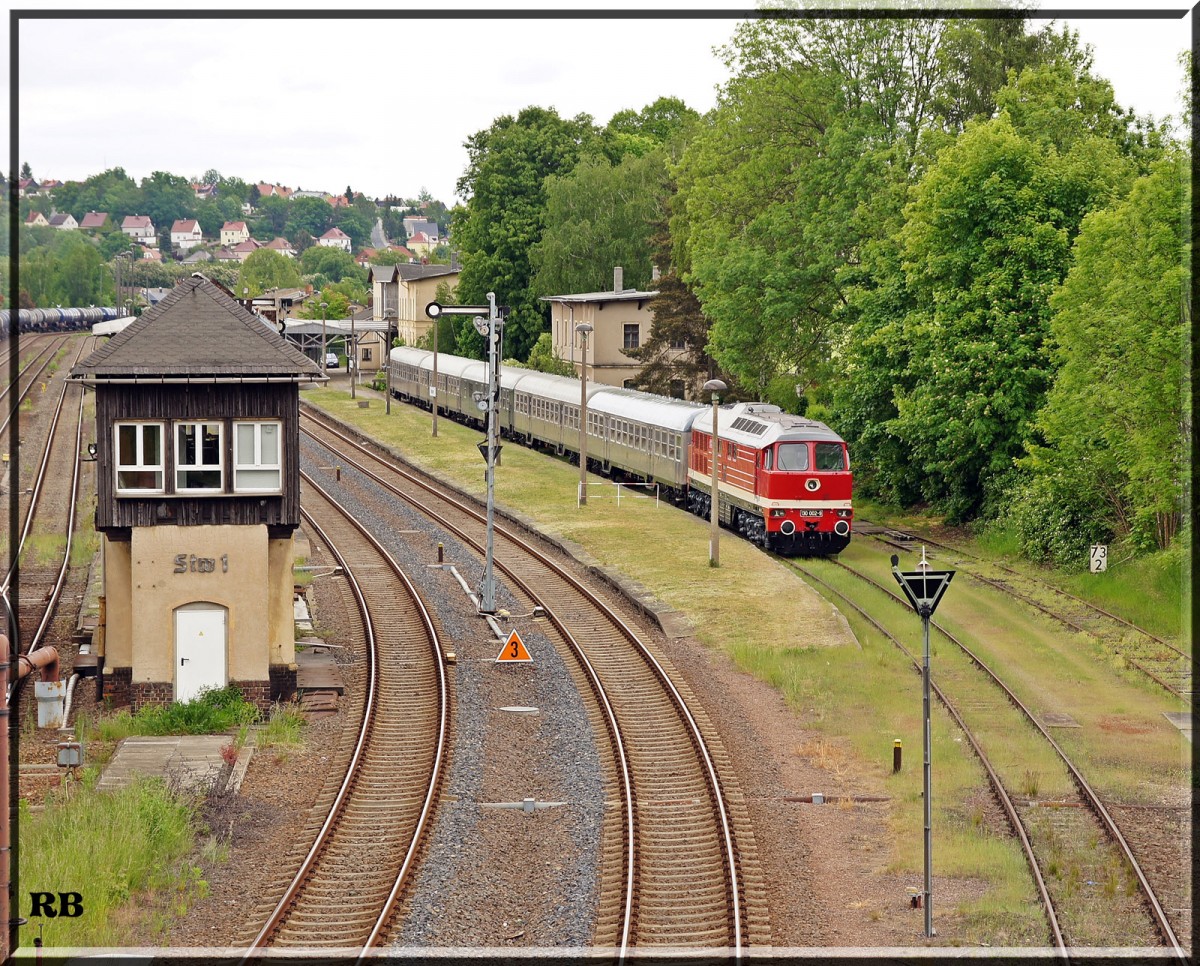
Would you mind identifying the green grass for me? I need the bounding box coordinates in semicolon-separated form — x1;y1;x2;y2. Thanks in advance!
18;532;66;567
95;686;260;741
259;702;306;755
17;773;201;947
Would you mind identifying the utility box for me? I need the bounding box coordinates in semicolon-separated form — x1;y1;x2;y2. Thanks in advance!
56;741;83;768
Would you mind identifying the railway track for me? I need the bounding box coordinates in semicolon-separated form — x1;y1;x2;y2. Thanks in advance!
299;405;767;951
861;524;1191;702
4;337;96;658
239;472;450;951
787;553;1187;954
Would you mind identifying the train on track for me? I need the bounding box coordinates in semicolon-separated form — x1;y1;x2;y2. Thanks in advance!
388;345;853;556
1;306;121;337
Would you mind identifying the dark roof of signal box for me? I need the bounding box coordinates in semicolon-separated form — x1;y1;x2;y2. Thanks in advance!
71;274;327;383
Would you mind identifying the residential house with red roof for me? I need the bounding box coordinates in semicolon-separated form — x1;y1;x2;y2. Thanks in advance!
80;211;111;231
25;210;49;227
171;219;204;251
221;221;251;247
121;214;157;245
317;227;351;252
265;237;297;258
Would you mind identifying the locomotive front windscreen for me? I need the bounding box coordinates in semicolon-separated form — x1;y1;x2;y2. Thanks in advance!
814;442;846;471
776;442;810;471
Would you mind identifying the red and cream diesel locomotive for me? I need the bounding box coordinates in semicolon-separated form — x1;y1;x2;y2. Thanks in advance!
686;403;852;556
388;345;852;556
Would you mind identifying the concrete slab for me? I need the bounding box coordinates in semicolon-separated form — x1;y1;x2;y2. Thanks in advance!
1163;711;1192;742
97;735;234;794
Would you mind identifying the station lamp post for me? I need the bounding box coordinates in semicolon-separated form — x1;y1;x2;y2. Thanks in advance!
703;378;727;566
349;314;357;400
319;301;328;384
385;314;395;415
575;322;593;506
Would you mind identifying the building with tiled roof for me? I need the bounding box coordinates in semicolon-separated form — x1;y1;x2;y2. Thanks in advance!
121;214;157;245
80;211;110;231
221;221;250;247
69;274;325;712
49;213;79;230
171;219;204;251
230;238;264;263
368;261;460;345
25;210;49;227
264;237;297;258
317;227;351;252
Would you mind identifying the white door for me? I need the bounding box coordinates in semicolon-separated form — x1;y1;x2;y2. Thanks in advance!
174;603;227;703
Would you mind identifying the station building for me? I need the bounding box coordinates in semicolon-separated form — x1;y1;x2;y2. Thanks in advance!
70;275;326;710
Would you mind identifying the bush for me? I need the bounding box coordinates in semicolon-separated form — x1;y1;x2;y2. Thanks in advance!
1000;473;1110;569
101;686;260;738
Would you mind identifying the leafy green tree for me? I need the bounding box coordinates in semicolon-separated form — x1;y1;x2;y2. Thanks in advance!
603;96;700;160
452;105;601;360
530;149;669;297
520;331;577;376
880;110;1131;521
237;248;302;297
140;170;195;229
20;161;32;180
332;207;371;250
286;196;332;239
297;288;350;320
298;246;363;284
257;194;289;235
1020;152;1189;556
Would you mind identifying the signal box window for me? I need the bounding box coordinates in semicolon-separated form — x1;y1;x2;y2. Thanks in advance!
115;422;165;492
235;421;283;492
623;324;640;350
775;442;809;471
176;422;223;491
814;442;846;471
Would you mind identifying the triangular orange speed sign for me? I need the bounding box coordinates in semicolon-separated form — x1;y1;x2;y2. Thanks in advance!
496;629;532;663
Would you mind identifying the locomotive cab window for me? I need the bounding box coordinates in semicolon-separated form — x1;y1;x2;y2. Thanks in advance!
775;442;809;471
814;442;846;471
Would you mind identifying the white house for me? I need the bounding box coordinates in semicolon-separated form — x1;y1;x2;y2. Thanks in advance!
121;214;156;245
48;213;79;230
317;227;351;252
170;219;204;251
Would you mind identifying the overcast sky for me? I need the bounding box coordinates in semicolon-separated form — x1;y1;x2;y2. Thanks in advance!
9;1;1192;206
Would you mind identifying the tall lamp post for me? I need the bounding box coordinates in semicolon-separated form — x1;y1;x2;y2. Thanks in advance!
703;379;727;566
575;322;593;506
432;306;439;438
319;301;329;385
349;314;357;400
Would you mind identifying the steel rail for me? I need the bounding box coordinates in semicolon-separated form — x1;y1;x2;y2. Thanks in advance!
300;407;745;954
864;525;1187;660
245;470;449;954
789;560;1067;952
823;555;1185;956
1;338;91;600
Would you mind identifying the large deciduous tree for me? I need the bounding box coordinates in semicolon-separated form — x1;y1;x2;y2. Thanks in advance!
1018;152;1189;557
237;248;302;298
451;106;600;360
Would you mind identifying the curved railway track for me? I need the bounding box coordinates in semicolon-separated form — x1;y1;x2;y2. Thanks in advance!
241;472;450;951
299;405;765;952
788;553;1186;955
861;524;1191;702
4;337;96;660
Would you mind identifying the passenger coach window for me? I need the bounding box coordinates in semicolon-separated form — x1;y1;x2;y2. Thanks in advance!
775;442;809;471
814;442;846;470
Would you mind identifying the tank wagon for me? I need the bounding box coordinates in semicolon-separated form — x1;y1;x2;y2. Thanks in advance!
388;345;852;555
1;306;121;338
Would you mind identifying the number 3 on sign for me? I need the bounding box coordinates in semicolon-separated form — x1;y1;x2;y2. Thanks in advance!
496;629;532;663
1090;545;1108;573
